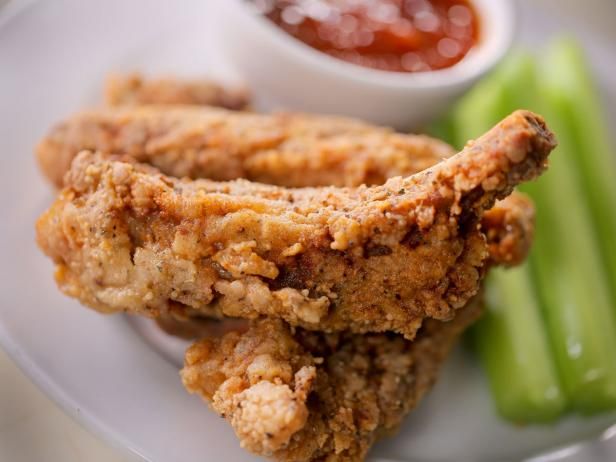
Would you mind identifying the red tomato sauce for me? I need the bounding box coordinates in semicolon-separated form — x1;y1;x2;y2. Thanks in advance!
255;0;480;73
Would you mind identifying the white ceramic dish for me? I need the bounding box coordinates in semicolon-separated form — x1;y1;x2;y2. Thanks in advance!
218;0;515;129
0;1;615;461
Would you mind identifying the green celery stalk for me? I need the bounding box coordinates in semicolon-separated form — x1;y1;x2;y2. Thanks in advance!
452;51;537;149
473;266;567;422
426;112;456;146
451;72;506;149
542;38;616;306
525;66;616;412
455;51;567;422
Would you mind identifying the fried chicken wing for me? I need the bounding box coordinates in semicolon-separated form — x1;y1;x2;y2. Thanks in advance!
36;105;454;188
105;73;250;110
37;103;535;266
482;193;535;267
36;111;554;338
181;298;483;461
155;189;533;340
156;188;534;339
156;188;535;340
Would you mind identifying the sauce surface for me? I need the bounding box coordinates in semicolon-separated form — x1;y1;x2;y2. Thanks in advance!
255;0;480;73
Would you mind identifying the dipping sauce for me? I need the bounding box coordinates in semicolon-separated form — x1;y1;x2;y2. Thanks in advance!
254;0;480;73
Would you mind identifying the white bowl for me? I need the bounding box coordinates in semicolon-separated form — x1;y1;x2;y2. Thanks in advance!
218;0;515;129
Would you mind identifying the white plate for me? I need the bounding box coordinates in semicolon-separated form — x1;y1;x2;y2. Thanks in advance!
0;1;615;461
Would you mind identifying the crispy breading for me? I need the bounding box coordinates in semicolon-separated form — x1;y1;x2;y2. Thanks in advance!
181;298;483;461
36;105;454;188
155;189;533;340
36;111;554;338
156;190;534;340
482;193;535;267
105;73;250;110
36;103;534;266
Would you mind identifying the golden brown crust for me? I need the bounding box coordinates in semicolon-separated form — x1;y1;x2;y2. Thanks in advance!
105;73;250;110
36;111;554;339
36;105;454;188
181;298;483;461
36;104;534;266
482;193;535;267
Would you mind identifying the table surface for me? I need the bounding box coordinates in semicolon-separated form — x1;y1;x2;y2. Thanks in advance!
1;1;615;461
0;348;132;462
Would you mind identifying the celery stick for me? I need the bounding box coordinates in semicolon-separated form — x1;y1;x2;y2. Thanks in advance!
542;38;616;306
473;266;567;422
452;77;506;148
524;78;616;413
458;46;616;413
426;112;456;146
452;51;537;149
454;51;567;422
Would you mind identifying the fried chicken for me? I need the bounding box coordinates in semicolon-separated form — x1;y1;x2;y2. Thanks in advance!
482;192;535;267
36;105;454;188
181;297;483;461
36;110;555;339
156;188;534;340
105;73;250;110
154;192;533;339
37;103;535;267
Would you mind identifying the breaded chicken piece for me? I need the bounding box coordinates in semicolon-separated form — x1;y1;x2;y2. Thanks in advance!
37;111;555;339
105;73;250;110
36;102;535;266
157;190;534;339
36;105;454;188
36;111;554;338
181;298;483;461
482;193;535;267
156;191;534;339
154;191;534;336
